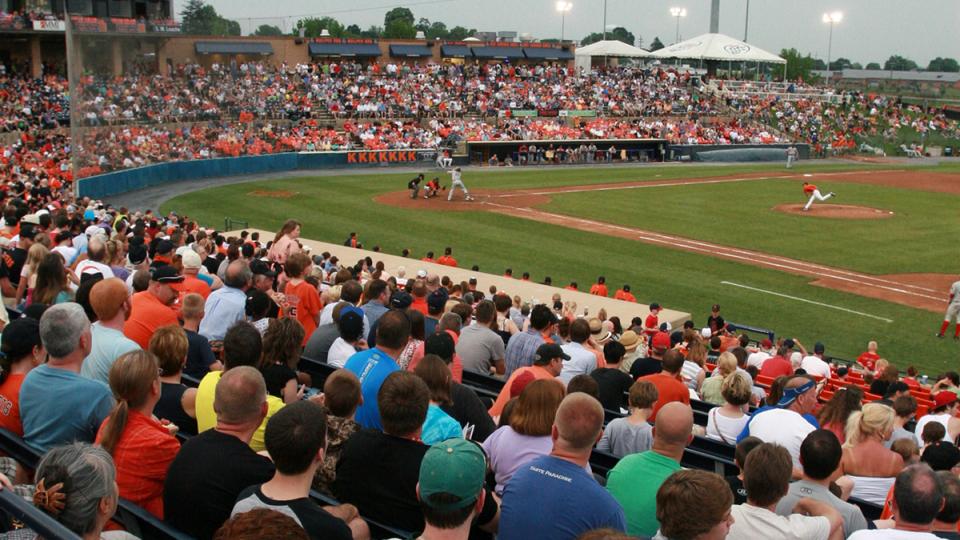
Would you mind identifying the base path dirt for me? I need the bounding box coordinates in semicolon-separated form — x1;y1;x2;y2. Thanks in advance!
376;168;960;312
773;203;894;219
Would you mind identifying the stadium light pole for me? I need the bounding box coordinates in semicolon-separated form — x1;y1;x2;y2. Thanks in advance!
602;0;608;41
670;7;687;44
822;11;843;72
743;0;750;41
556;1;573;42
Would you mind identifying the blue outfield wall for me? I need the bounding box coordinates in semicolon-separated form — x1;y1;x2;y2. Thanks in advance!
78;149;455;200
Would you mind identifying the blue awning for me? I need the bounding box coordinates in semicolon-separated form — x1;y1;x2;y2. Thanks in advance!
389;44;433;57
470;46;525;59
308;43;382;57
523;47;574;60
194;41;273;55
441;45;471;57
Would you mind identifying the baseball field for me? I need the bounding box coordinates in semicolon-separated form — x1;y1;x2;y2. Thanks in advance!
160;160;960;375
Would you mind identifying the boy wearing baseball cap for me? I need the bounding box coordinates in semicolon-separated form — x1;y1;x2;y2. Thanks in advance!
417;439;489;538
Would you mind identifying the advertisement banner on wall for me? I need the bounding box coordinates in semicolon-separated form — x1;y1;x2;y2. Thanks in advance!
343;149;438;164
510;110;538;117
32;20;66;31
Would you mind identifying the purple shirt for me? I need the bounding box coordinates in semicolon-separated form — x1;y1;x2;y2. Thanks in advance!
482;426;554;495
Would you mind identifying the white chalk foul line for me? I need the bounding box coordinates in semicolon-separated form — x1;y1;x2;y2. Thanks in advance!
482;202;941;303
720;281;894;323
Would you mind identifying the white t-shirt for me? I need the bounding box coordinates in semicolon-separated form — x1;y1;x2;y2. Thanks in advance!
747;351;771;369
800;355;832;379
728;503;829;540
746;408;817;468
706;409;750;445
848;530;942;539
915;413;953;444
327;338;358;369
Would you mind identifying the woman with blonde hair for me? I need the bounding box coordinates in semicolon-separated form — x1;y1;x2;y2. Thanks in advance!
15;242;49;307
95;349;180;519
482;379;566;495
150;324;198;435
700;352;737;405
681;337;707;391
705;372;752;444
841;402;904;505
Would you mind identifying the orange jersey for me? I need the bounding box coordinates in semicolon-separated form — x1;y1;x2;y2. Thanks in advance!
803;184;817;195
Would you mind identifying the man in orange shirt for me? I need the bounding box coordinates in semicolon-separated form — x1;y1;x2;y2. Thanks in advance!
639;349;690;421
176;249;213;300
614;284;636;303
124;266;182;349
590;276;608;297
489;343;566;418
437;247;458;267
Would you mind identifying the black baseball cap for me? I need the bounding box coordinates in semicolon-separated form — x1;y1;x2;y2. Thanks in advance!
151;266;184;283
250;259;277;278
922;441;960;471
535;343;570;362
425;332;455;362
390;290;413;309
1;318;40;360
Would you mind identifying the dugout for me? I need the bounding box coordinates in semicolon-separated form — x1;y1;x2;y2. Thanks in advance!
466;138;666;165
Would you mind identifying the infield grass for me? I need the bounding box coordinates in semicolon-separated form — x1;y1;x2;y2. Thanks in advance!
161;161;960;375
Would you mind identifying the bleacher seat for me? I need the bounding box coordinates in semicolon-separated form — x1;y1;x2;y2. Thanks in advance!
0;488;81;539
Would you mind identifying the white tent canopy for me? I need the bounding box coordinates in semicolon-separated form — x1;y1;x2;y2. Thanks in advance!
650;33;785;64
574;40;650;58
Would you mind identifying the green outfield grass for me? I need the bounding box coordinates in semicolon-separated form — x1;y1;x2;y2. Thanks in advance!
542;175;960;275
161;161;960;375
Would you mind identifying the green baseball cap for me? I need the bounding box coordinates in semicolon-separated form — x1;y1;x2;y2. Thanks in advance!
418;439;486;510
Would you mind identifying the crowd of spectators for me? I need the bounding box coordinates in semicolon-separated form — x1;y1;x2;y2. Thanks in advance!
2;59;958;182
0;198;955;538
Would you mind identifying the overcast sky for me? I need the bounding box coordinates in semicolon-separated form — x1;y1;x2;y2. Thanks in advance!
203;0;960;66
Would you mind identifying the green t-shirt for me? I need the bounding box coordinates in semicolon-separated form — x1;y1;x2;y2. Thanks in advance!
606;450;682;537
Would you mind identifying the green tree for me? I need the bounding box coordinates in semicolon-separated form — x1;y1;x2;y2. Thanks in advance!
828;57;853;71
384;7;414;29
426;21;448;39
850;62;863;69
344;24;363;37
180;0;236;35
928;57;960;72
779;48;818;81
415;17;431;32
293;16;345;38
253;24;283;36
362;25;383;38
812;58;827;70
580;27;634;46
447;26;474;40
884;55;918;71
383;19;415;39
865;62;881;70
648;36;665;51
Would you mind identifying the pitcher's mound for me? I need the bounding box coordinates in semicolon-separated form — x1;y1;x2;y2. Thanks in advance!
774;203;894;219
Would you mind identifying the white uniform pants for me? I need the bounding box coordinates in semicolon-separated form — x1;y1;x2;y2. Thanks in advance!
448;180;469;200
803;189;833;211
945;303;960;323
